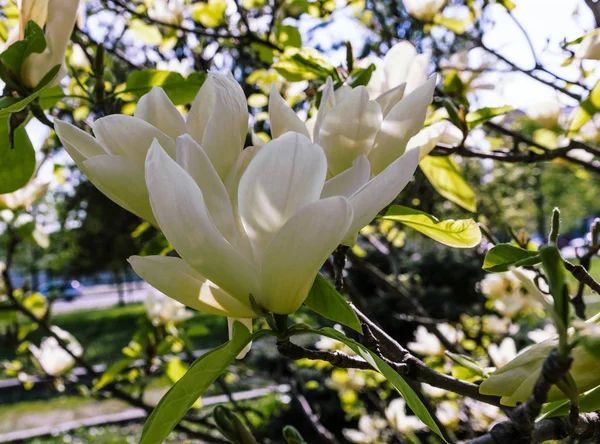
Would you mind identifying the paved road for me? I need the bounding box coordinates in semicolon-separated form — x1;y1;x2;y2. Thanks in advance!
51;283;151;314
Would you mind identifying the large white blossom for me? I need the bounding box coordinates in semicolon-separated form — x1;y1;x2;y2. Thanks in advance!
29;327;82;377
144;289;193;326
403;0;445;21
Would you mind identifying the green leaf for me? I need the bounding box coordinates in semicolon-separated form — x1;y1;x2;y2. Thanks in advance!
419;156;477;212
123;70;207;106
498;0;516;11
0;64;61;117
38;85;65;109
311;327;447;442
570;79;600;134
274;47;338;82
540;245;569;329
540;385;600;419
0;20;46;75
347;64;376;88
140;322;261;444
275;25;302;48
304;274;362;333
466;106;515;129
94;358;135;391
191;0;227;28
482;244;541;272
0;117;36;193
129;20;163;46
382;205;481;248
165;356;189;384
433;16;468;34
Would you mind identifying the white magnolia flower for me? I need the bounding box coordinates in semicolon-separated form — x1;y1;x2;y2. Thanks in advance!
408;324;461;357
270;74;433;179
357;41;430;99
527;323;557;343
131;130;415;316
144;289;193;326
436;400;461;427
575;30;600;60
479;271;540;318
29;327;82;376
0;180;48;210
404;0;445;21
3;0;81;88
488;337;517;368
385;398;426;434
55;73;249;226
148;0;185;25
343;415;385;444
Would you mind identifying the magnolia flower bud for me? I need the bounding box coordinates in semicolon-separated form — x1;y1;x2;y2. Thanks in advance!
143;289;193;326
29;327;82;376
16;0;81;88
403;0;445;21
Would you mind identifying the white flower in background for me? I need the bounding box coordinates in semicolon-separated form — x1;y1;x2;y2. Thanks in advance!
2;0;81;88
422;383;447;398
408;324;461;356
488;337;517;368
55;73;249;225
148;0;185;25
271;73;433;178
464;399;505;432
525;99;561;128
156;58;193;76
357;41;430;99
575;30;600;60
29;327;82;376
385;398;426;434
343;415;386;444
440;49;495;94
436;400;461;427
0;180;48;211
479;271;540;318
132;132;357;316
144;289;193;326
527;323;557;343
403;0;445;21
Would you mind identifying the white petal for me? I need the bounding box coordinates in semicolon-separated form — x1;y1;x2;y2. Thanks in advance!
82;155;157;225
176;135;237;245
269;84;310;139
375;83;406;117
258;196;353;314
345;148;420;242
383;41;417;90
313;76;336;142
321;155;370;199
128;255;254;318
145;140;258;302
186;76;216;144
134;87;187;139
93;115;176;164
238;132;327;259
334;85;352;102
55;120;106;165
319;87;383;175
201;73;249;179
369;76;436;175
228;318;253;359
406;121;450;160
405;53;430;94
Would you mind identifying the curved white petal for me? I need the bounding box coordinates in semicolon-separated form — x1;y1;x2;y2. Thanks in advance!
269;84;310;139
406;121;459;160
128;255;254;318
258;196;353;315
321;155;370;199
375;83;406;118
201;73;249;179
82;154;156;225
344;148;420;242
175;134;237;245
313;76;336;143
405;53;430;94
319;87;383;175
238;132;327;259
134;87;187;139
55;120;106;165
186;76;216;144
228;318;254;359
93;115;176;164
369;76;436;175
383;41;417;90
145;140;258;302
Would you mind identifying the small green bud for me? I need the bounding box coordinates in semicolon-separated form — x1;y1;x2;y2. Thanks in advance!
549;207;561;244
283;425;306;444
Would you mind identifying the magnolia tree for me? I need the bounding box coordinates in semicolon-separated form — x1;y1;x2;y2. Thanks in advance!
2;0;600;442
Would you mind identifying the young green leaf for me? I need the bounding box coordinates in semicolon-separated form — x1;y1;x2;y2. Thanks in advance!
310;327;447;442
482;244;541;272
140;322;261;444
540;245;569;334
419;156;477;212
570;79;600;134
93;358;135;391
273;47;339;82
382;205;481;248
0;20;46;76
466;106;515;129
0;64;61;117
123;70;207;106
0;117;36;193
540;384;600;419
304;274;362;334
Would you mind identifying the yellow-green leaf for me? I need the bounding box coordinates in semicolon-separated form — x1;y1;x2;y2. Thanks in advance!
273;47;338;82
382;205;481;248
129;20;163;46
570;79;600;134
466;106;514;129
191;0;227;28
420;156;477;212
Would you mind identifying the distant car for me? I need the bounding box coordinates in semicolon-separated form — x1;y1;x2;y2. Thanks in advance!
37;281;83;302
